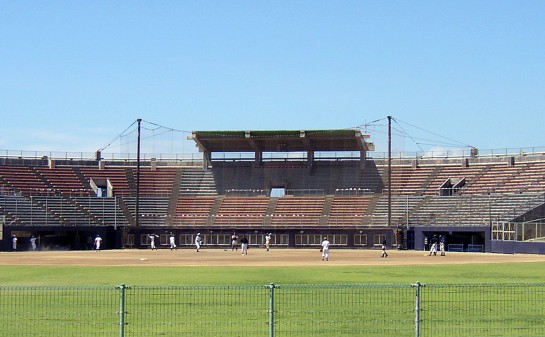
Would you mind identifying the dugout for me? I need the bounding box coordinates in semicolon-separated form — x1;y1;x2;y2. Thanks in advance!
411;226;489;252
3;226;121;251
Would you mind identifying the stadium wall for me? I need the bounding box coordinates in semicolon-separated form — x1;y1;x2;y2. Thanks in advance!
490;240;545;254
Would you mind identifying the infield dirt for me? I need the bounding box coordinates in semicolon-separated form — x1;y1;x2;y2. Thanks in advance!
1;248;545;267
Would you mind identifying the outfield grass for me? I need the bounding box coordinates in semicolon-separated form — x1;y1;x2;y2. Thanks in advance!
2;262;545;336
1;262;545;286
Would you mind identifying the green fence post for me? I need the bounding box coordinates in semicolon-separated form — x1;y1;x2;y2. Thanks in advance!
411;281;425;337
116;284;130;337
268;283;278;337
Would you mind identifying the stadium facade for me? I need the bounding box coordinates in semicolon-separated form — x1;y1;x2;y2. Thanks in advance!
1;129;545;254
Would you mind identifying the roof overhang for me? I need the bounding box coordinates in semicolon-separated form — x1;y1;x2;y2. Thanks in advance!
189;129;374;153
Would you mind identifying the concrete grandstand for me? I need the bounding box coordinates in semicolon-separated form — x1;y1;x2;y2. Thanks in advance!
1;129;545;254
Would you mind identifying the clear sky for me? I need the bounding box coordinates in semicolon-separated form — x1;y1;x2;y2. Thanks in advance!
1;1;544;157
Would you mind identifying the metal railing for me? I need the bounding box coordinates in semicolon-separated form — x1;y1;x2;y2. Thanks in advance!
3;144;545;163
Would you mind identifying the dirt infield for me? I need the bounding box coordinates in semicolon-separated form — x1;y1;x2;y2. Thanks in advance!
1;248;545;267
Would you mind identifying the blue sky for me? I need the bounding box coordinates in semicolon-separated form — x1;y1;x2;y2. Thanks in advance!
1;1;544;156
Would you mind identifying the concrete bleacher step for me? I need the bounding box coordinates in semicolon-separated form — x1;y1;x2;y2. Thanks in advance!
116;197;136;226
165;169;183;225
180;168;218;196
125;168;137;196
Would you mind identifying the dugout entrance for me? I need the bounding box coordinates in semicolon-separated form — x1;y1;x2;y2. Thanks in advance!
412;226;488;252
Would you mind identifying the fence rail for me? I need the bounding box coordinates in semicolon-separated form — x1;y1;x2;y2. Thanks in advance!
1;283;544;337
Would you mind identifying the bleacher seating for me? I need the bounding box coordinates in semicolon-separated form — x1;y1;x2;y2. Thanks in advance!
463;164;520;194
179;168;218;196
0;194;60;226
384;166;436;195
174;196;216;226
130;168;177;196
72;196;130;227
422;165;484;195
371;195;426;226
327;196;373;226
30;196;96;226
79;167;131;195
2;157;545;232
123;197;170;226
213;196;269;227
409;193;543;227
270;196;325;227
0;165;50;195
486;162;545;194
35;167;91;196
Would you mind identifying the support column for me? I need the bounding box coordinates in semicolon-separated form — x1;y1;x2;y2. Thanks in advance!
255;150;263;167
360;150;366;169
203;151;212;170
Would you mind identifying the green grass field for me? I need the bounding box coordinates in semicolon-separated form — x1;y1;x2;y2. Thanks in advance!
2;262;545;285
2;262;545;336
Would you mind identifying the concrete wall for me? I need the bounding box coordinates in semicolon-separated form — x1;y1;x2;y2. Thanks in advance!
490;240;545;254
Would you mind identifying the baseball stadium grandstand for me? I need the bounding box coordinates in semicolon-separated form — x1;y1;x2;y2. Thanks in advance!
1;128;545;254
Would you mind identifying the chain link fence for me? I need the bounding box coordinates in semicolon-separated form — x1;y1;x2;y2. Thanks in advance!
1;283;544;337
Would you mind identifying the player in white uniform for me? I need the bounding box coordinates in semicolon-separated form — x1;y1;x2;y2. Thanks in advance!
231;233;238;251
429;242;437;256
169;234;177;250
148;234;159;250
30;236;37;251
265;233;272;251
321;237;330;261
94;235;102;251
195;233;203;252
12;235;17;251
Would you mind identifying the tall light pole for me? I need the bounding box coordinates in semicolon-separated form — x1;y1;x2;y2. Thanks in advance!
388;116;392;228
135;118;142;228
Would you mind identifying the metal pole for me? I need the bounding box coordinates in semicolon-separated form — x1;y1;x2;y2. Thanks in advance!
406;195;409;228
117;284;129;337
488;192;492;227
412;281;425;337
388;116;392;228
136;118;142;228
114;196;117;231
268;283;277;337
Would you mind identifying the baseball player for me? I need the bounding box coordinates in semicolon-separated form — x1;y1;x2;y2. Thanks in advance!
240;236;249;255
439;235;446;256
429;235;438;256
195;233;203;252
265;233;272;251
231;233;239;251
94;235;102;251
381;239;388;258
30;235;37;251
321;237;330;261
12;235;17;251
148;234;159;250
169;234;177;250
